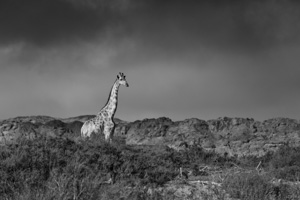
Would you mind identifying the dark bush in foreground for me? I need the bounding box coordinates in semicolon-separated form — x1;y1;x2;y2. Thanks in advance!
269;146;300;169
273;166;300;182
222;172;290;200
267;146;300;182
1;137;226;199
2;136;300;199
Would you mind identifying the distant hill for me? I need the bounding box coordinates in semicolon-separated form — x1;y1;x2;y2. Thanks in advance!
1;115;300;157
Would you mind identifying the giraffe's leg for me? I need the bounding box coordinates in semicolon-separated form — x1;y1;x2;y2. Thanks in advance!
108;123;115;143
103;126;112;141
103;121;114;142
94;120;104;137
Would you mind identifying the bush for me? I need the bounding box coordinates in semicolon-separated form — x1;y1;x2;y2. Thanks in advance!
0;137;188;198
273;166;300;182
7;136;299;199
223;172;273;200
238;153;273;169
222;171;296;200
269;146;300;169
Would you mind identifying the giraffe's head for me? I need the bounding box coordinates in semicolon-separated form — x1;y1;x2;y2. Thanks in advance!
117;72;129;87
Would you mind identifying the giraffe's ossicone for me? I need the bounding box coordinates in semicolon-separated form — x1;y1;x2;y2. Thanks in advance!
81;72;129;142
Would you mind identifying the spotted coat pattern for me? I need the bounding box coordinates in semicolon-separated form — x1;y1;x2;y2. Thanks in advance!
81;73;129;141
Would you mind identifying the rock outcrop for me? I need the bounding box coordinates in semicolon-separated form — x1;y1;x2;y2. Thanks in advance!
1;115;300;157
207;117;300;157
0;116;84;144
117;116;300;157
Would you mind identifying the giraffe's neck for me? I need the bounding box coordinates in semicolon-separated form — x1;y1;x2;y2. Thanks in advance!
102;80;120;118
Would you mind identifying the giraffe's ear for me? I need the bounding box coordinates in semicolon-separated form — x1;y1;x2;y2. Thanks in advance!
117;75;120;79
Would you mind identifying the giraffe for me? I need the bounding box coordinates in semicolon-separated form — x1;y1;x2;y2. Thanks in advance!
81;72;129;142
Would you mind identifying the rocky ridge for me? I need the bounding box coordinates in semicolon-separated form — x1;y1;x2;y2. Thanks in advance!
1;115;300;157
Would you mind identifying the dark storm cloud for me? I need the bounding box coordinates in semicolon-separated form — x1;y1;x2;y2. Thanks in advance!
2;0;300;48
233;0;300;48
103;0;300;69
0;0;135;46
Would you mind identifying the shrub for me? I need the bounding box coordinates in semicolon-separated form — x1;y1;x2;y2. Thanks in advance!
2;135;271;199
273;166;300;182
269;146;300;169
0;137;185;198
238;153;272;169
222;171;273;200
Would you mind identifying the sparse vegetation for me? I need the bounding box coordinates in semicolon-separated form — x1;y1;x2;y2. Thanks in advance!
1;136;300;199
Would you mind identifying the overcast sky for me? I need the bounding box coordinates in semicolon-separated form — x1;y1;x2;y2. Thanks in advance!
1;0;300;122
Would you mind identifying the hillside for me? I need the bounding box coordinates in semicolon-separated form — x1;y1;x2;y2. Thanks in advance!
1;115;300;157
1;115;300;199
